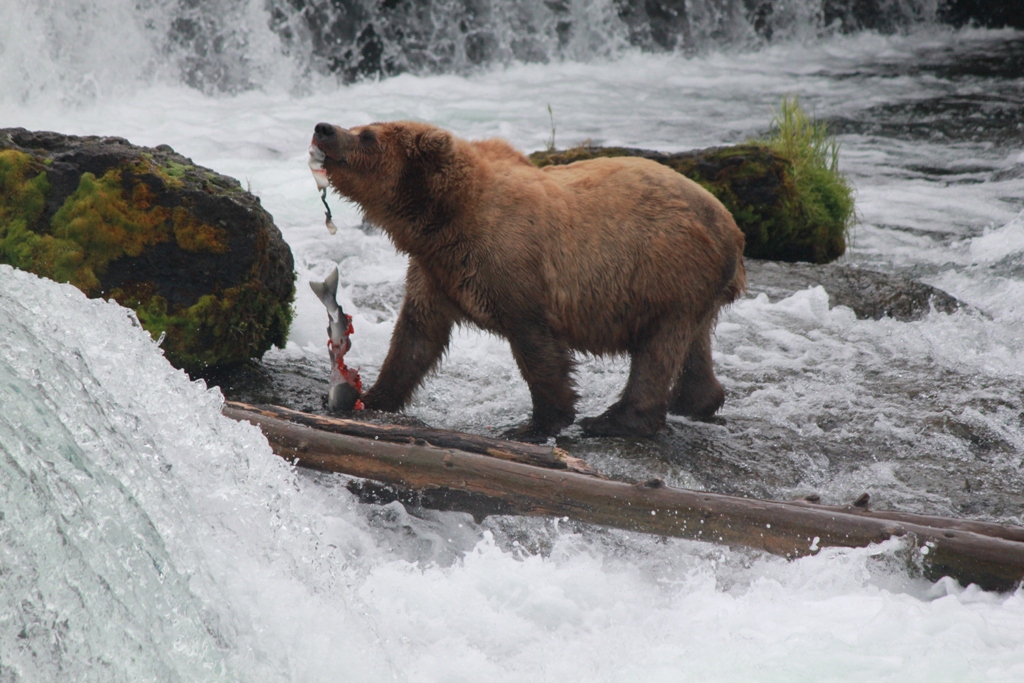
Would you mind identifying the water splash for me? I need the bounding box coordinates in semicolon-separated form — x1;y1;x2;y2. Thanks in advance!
0;266;237;679
0;266;387;680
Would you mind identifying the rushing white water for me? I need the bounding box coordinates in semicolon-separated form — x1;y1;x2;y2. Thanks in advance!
4;264;1024;681
3;0;1024;679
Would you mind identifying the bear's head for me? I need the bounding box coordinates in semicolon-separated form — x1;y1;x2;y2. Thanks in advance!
312;120;460;250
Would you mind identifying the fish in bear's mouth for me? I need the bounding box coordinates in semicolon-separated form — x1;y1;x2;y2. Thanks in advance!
308;141;337;234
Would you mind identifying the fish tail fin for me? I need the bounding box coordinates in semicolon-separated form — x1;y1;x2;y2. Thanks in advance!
309;267;341;315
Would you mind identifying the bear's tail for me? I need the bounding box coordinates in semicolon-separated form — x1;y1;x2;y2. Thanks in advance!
724;254;747;304
717;238;747;307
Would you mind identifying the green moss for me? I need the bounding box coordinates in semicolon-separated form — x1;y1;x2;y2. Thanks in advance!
1;150;55;276
172;207;230;253
135;154;190;187
1;154;180;292
162;160;190;179
2;157;234;295
0;150;49;227
48;170;173;293
125;281;294;372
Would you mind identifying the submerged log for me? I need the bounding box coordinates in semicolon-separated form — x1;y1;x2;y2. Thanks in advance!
224;402;1024;591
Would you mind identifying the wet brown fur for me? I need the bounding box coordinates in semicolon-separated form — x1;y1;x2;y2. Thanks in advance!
313;120;746;439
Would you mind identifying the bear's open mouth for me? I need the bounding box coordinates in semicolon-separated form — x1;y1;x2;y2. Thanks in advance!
308;144;329;190
308;142;325;164
312;143;349;166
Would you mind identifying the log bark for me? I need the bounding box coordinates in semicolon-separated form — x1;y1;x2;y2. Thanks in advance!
223;401;597;475
224;402;1024;591
785;498;1024;545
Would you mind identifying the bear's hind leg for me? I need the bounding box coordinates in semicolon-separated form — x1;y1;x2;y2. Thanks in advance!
668;321;725;420
503;329;578;443
580;318;691;437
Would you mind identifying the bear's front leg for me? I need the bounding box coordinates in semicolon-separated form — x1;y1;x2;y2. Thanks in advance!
503;328;578;443
361;265;455;413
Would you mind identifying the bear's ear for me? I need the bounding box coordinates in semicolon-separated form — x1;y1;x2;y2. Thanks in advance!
358;127;377;146
415;128;452;158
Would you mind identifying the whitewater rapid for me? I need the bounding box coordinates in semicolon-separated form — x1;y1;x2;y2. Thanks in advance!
4;260;1024;680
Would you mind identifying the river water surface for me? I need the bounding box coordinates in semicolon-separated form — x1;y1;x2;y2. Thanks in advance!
2;2;1024;680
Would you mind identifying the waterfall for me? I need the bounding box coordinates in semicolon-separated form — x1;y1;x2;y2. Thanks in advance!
1;0;985;103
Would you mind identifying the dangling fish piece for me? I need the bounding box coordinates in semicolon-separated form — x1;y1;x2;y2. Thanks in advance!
309;267;364;412
309;143;338;234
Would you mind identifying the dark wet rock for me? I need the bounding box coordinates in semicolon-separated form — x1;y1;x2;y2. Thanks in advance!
199;355;329;414
938;0;1024;30
154;1;1022;94
745;259;965;321
0;128;295;374
268;2;1023;85
205;353;434;430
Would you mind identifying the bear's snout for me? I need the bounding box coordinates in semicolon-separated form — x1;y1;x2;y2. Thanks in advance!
314;122;335;139
312;122;357;161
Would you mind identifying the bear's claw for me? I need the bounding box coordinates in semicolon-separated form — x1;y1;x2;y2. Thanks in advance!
579;406;666;438
501;422;556;444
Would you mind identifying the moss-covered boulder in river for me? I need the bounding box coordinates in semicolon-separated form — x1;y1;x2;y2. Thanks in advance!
0;128;295;374
530;100;855;264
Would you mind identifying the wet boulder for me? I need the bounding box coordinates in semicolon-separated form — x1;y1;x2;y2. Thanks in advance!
745;259;965;321
0;128;295;374
825;0;1024;32
530;143;851;264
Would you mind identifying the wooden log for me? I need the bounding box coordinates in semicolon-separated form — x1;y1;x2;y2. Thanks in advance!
226;402;1022;545
224;403;1024;592
785;498;1024;545
223;401;598;475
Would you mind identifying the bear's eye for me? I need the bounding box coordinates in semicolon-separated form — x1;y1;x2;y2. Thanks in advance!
358;129;377;146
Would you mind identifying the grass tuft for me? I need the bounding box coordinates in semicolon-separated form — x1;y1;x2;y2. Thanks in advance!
545;104;557;153
759;96;855;262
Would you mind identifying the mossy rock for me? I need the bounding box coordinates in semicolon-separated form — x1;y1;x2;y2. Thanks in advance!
530;143;850;264
1;128;295;374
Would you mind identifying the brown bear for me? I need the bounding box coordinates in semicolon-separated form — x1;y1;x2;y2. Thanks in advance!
311;120;745;440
